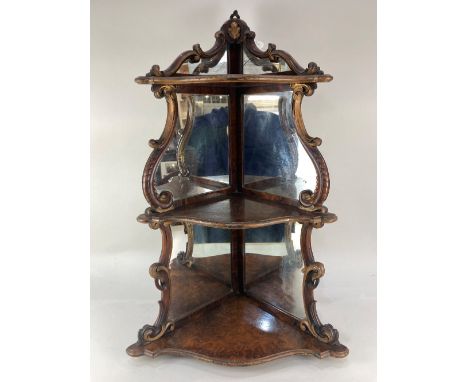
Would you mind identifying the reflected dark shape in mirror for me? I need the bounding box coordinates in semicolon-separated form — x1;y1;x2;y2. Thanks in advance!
155;94;230;201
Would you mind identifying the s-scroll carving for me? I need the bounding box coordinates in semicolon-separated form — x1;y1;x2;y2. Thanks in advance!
148;31;226;77
299;223;340;345
142;85;178;212
137;223;174;344
292;83;330;209
244;31;324;75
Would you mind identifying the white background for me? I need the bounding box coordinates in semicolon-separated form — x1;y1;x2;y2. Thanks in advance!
1;0;467;381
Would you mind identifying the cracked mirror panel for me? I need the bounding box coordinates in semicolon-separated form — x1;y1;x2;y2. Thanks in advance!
168;224;231;322
244;223;305;319
155;94;230;202
242;92;317;201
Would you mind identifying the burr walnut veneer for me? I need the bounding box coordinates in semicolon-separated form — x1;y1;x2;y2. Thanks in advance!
126;11;348;366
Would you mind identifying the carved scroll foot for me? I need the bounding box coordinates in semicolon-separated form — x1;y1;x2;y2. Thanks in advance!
137;321;175;344
299;315;340;345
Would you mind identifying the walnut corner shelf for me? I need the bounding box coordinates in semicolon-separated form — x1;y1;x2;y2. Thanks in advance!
126;10;348;366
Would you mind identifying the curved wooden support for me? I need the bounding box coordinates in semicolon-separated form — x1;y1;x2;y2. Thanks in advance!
137;223;175;344
291;83;330;209
299;223;340;345
177;223;194;267
244;31;324;75
142;85;178;211
176;97;195;177
148;31;226;77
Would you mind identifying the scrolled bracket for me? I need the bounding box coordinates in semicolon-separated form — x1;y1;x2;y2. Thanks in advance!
292;83;330;208
299;319;339;345
299;223;340;345
149;263;170;291
302;261;325;289
136;224;173;345
138;321;175;343
142;85;177;212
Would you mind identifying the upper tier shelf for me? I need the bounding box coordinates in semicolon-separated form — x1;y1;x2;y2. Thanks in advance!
137;194;336;229
135;73;333;86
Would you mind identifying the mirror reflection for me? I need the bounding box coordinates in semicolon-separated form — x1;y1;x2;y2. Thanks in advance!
243;92;317;200
155;94;230;201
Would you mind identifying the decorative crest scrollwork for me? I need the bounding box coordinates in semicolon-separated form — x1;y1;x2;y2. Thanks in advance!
147;31;226;77
244;32;325;75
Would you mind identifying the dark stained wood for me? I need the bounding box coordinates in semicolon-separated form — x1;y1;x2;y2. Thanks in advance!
129;11;347;366
126;295;348;365
137;194;337;229
175;252;285;287
167;258;232;322
230;230;243;294
189;175;229;188
135;73;332;86
172;83;302;95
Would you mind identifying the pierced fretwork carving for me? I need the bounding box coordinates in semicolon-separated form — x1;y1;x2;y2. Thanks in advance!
140;11;329;79
299;223;340;345
244;32;324;75
148;31;226;77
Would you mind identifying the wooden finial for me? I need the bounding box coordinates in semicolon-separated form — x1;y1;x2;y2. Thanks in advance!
230;10;240;19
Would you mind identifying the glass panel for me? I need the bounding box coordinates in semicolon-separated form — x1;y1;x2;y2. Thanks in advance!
243;92;317;200
168;225;231;321
155;94;230;201
243;46;289;74
244;223;305;319
178;51;227;75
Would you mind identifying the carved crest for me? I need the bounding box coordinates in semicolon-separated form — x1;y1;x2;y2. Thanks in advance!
228;21;240;40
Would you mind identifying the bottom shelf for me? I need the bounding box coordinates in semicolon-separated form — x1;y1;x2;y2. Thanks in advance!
126;294;348;365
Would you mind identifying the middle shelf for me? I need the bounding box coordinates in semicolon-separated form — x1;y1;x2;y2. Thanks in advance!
137;194;336;229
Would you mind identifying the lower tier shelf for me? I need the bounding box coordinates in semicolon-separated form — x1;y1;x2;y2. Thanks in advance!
126;295;348;365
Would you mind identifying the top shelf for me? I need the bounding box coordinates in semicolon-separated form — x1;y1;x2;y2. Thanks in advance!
135;73;333;86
